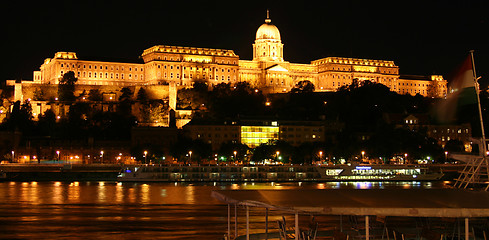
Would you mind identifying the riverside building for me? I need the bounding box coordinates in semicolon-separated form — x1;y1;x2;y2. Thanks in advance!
8;11;447;103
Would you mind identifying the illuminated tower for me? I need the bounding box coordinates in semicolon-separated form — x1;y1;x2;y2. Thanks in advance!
253;10;284;62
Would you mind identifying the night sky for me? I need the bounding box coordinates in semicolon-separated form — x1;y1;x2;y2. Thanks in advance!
3;0;488;85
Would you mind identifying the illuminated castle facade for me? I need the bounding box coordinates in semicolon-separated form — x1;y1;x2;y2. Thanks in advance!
11;12;447;102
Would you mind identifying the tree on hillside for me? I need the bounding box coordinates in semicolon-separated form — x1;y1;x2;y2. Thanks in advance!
139;100;168;124
208;82;266;118
426;81;445;99
88;89;103;101
177;81;209;110
2;100;34;133
58;71;78;101
290;80;315;93
33;88;45;101
118;87;134;115
119;87;133;102
136;87;148;102
192;80;209;93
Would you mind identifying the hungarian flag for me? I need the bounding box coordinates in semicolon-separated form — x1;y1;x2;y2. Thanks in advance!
435;54;478;124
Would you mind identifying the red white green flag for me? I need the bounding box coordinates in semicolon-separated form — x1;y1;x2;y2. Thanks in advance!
436;54;478;123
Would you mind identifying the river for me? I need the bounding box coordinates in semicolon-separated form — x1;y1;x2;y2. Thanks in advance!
0;181;451;239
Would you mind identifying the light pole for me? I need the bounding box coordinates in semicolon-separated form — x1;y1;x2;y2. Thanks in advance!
361;151;365;160
319;151;323;163
189;151;192;163
100;151;104;164
276;151;280;162
233;151;237;161
56;150;60;162
144;151;148;163
11;151;14;162
445;151;448;162
404;153;408;164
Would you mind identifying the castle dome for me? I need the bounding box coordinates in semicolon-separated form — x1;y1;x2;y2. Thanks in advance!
255;11;281;41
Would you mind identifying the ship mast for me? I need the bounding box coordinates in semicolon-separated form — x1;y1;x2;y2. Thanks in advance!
455;50;489;190
471;50;487;156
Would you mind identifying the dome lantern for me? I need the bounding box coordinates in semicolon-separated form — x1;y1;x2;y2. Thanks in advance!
255;10;281;41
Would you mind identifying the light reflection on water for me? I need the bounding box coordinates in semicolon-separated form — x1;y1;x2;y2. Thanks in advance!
0;181;451;239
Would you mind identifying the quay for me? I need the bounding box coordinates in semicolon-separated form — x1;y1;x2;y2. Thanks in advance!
0;163;466;182
0;163;121;181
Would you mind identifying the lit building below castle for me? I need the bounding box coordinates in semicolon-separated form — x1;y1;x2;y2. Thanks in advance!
8;12;447;103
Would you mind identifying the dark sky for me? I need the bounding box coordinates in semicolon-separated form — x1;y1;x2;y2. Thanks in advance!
3;0;488;85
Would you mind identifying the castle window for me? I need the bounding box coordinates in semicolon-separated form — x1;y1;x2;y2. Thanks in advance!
94;72;97;78
116;74;119;79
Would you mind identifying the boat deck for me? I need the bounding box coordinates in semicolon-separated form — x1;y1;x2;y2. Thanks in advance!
212;189;489;240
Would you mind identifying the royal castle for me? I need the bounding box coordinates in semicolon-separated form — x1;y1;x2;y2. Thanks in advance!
9;12;447;106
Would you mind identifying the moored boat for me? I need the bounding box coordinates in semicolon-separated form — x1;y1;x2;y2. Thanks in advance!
117;164;443;182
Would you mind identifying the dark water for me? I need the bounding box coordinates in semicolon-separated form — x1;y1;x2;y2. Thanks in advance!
0;181;450;239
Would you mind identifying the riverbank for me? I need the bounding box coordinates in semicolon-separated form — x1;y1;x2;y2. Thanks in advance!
0;164;121;181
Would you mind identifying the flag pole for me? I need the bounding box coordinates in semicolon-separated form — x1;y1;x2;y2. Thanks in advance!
470;50;487;156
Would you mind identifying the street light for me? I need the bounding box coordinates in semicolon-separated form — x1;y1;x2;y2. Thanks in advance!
319;151;323;162
144;151;148;163
233;151;237;161
189;151;192;163
404;153;408;164
11;151;14;162
361;151;365;160
100;151;104;164
56;150;60;161
445;151;448;162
